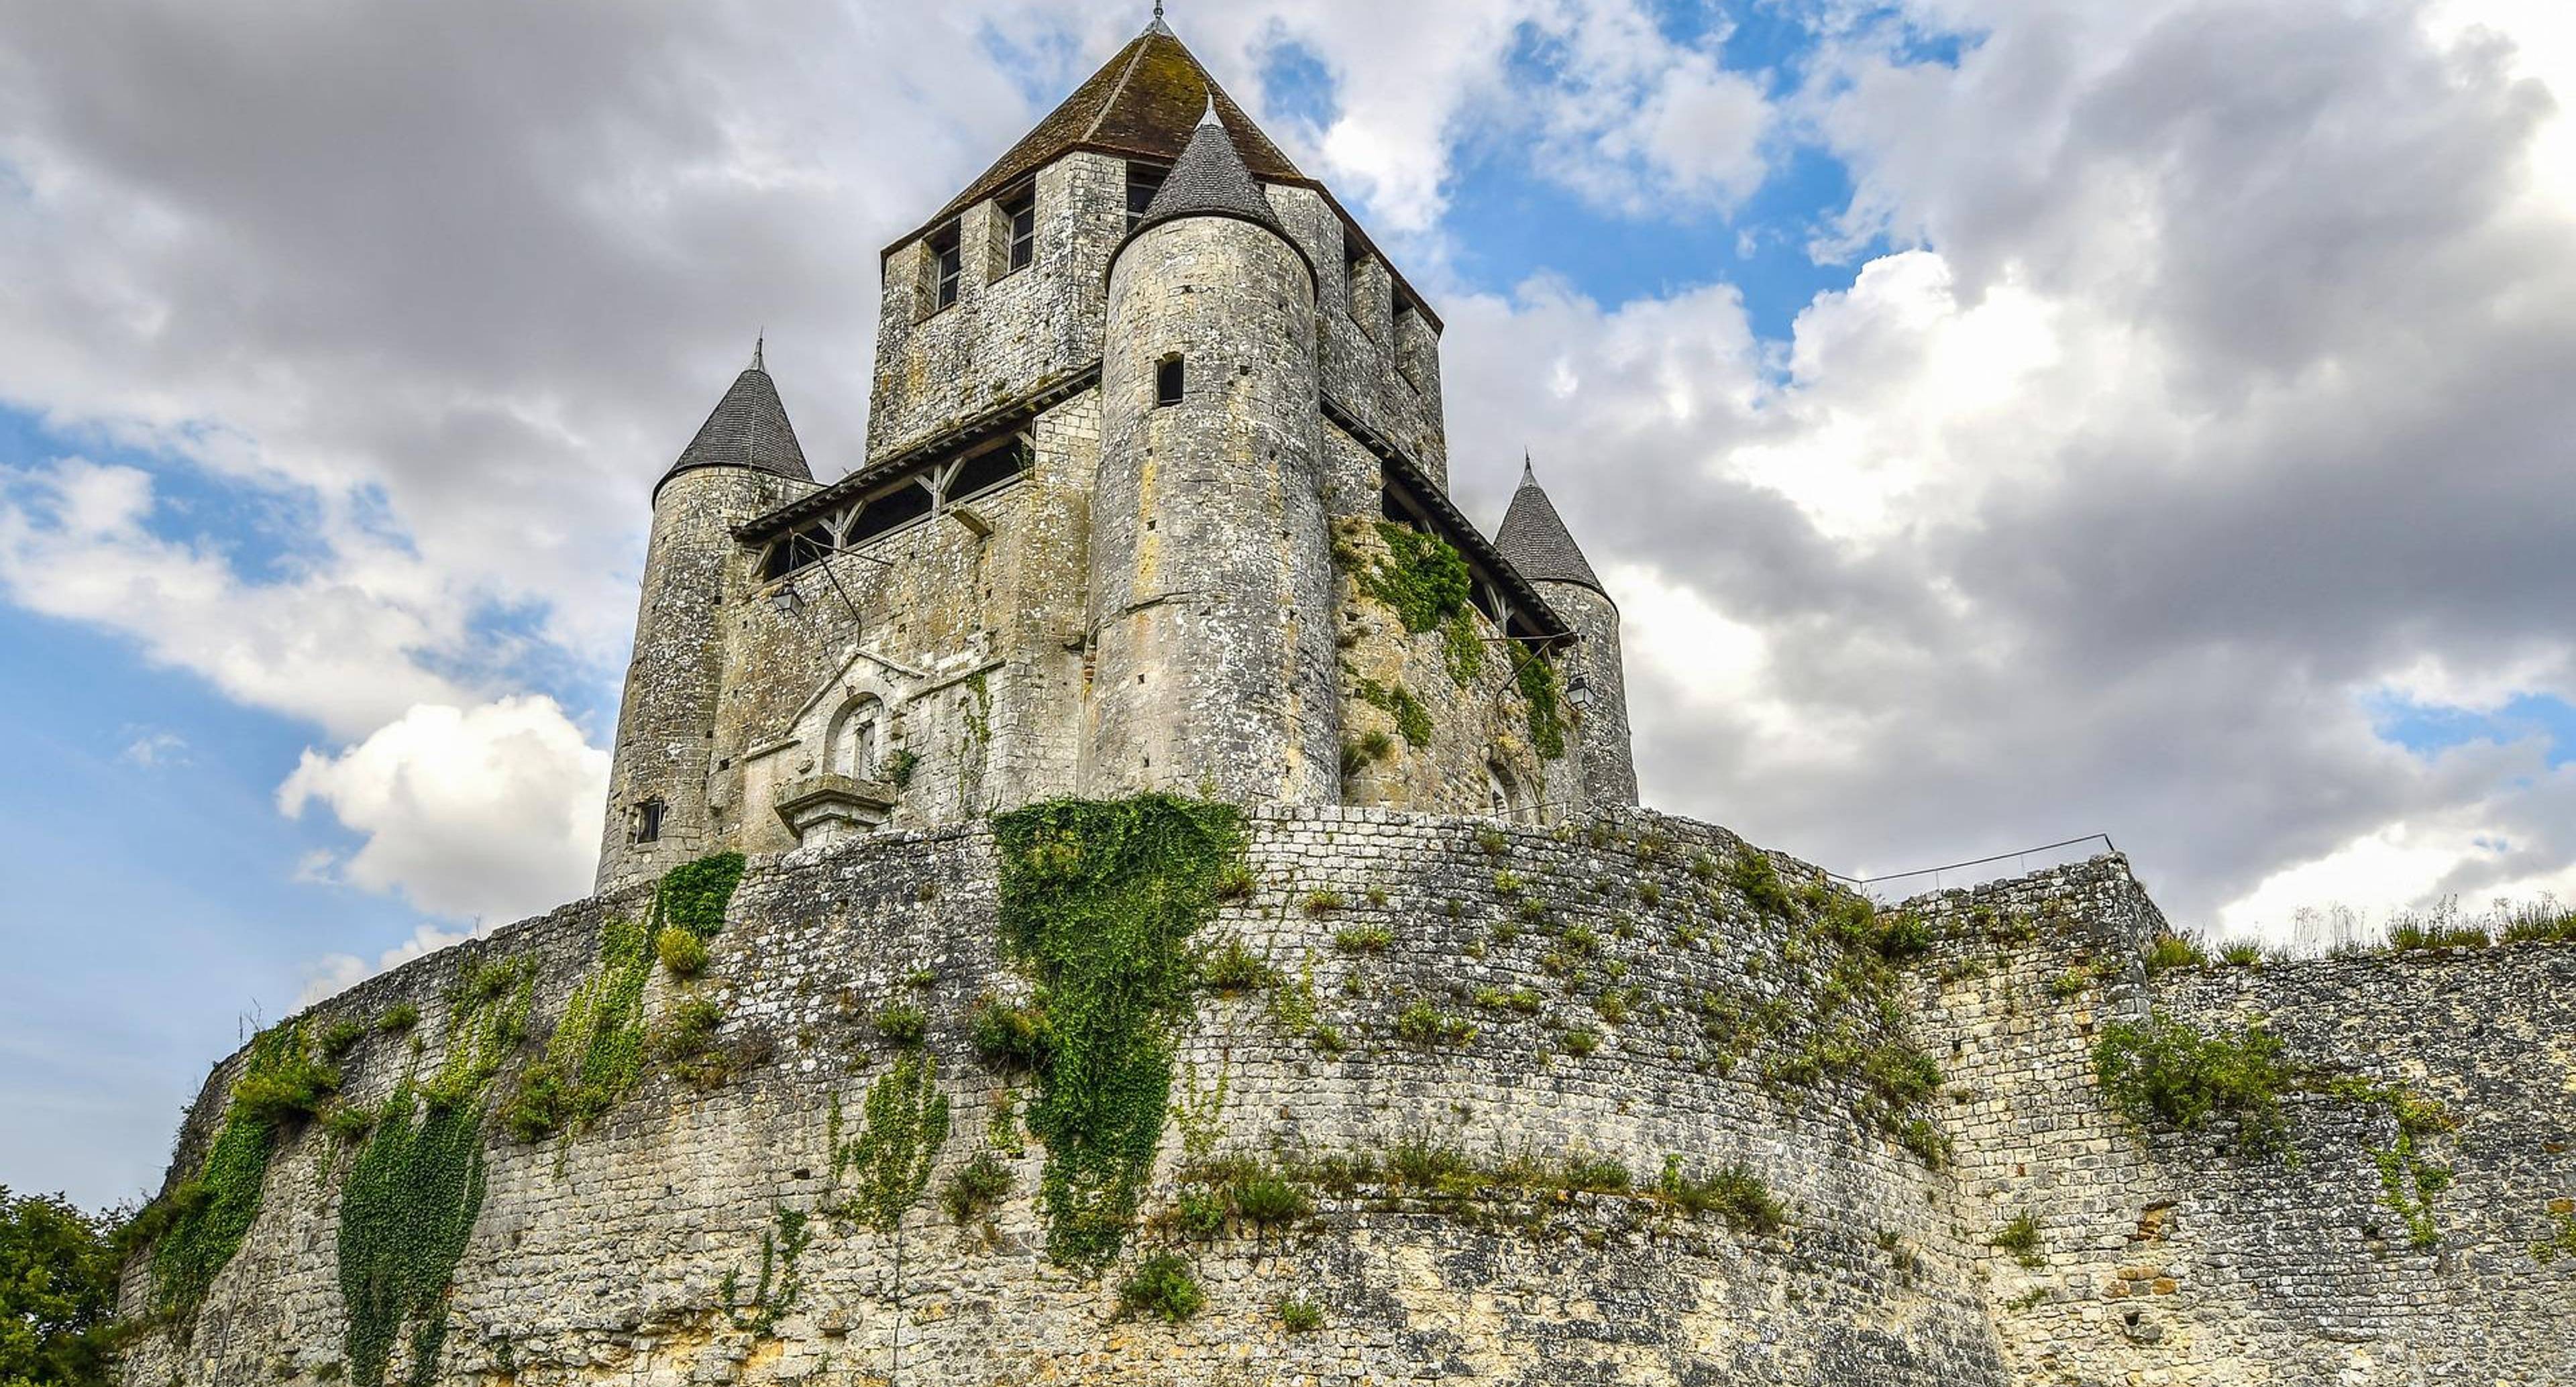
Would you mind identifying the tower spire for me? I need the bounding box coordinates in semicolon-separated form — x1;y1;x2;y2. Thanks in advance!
752;332;764;372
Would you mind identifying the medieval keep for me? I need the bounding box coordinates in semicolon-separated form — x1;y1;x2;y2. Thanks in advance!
597;19;1636;892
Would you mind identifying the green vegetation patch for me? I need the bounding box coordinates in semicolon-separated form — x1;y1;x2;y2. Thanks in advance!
147;1020;336;1328
1354;677;1435;746
500;851;746;1142
835;1052;952;1231
655;850;747;938
2093;1012;2291;1156
991;795;1240;1268
337;1091;488;1387
1513;650;1568;759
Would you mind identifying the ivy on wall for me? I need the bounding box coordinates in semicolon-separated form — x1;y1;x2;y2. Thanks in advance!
835;1052;952;1231
1514;650;1568;760
991;795;1240;1268
1355;522;1486;687
500;852;746;1143
145;1020;336;1330
337;1091;487;1387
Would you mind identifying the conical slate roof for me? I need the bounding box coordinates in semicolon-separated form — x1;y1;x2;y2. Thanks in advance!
908;21;1303;240
1128;100;1291;245
1495;457;1607;597
659;343;813;492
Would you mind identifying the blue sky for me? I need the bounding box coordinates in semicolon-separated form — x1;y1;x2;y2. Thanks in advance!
5;0;2576;1209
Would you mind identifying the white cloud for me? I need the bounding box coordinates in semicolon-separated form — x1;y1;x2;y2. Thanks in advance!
117;728;189;769
1429;0;2576;935
278;697;608;926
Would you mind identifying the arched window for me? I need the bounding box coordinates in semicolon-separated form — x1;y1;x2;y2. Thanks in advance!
1485;763;1520;824
830;696;883;781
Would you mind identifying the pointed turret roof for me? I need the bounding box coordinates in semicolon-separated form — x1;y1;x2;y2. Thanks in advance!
1126;97;1293;248
1495;456;1607;598
659;342;814;494
911;21;1303;240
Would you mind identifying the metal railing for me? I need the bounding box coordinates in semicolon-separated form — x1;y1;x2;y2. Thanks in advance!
1829;833;2118;901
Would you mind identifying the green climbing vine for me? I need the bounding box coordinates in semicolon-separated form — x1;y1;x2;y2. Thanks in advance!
337;948;531;1387
834;1053;951;1230
337;1089;487;1387
656;850;747;938
1354;522;1487;687
991;795;1240;1268
147;1019;336;1329
1513;648;1568;759
1354;677;1434;746
500;852;745;1142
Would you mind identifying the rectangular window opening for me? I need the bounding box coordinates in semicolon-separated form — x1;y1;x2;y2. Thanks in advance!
930;223;963;311
1156;356;1185;407
632;797;666;845
1001;185;1036;273
1126;162;1168;232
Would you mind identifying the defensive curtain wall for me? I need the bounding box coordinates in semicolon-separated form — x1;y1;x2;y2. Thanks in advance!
118;804;2576;1385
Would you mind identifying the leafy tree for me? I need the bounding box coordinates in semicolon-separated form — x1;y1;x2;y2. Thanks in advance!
0;1186;122;1387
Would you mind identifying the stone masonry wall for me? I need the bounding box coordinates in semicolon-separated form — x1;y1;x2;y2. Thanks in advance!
1912;863;2576;1384
127;814;2574;1386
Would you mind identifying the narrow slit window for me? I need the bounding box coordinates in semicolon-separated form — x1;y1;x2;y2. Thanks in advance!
1001;186;1036;273
1155;355;1185;407
930;223;963;311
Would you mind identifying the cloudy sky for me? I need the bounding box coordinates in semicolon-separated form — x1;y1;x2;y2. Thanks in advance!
4;0;2573;1207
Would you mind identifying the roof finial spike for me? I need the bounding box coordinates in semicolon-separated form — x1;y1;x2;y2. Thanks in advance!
1150;2;1171;34
1199;93;1220;128
1522;449;1536;484
752;331;765;372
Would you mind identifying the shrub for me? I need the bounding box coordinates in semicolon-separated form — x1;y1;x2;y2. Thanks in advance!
1278;1294;1325;1332
940;1152;1015;1225
496;1061;569;1143
1303;891;1348;916
874;1003;929;1047
1234;1173;1313;1227
1213;863;1257;901
1389;1135;1476;1189
1200;937;1280;993
967;996;1052;1070
2093;1012;2292;1156
1725;852;1797;919
320;1105;377;1144
2219;940;2264;967
2143;932;2208;973
656;926;710;979
231;1047;341;1128
2046;968;2092;1000
1990;1211;2046;1268
657;999;725;1061
1394;1001;1474;1046
1657;1157;1784;1233
317;1017;368;1060
1116;1252;1205;1323
1332;924;1391;953
374;1002;419;1034
1560;1154;1631;1193
1474;826;1509;856
2390;918;2489;952
1560;1027;1601;1058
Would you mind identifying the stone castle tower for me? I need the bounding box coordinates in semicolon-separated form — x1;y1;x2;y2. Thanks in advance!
596;18;1634;891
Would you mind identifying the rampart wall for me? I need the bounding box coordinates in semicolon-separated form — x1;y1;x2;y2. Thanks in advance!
120;810;2576;1386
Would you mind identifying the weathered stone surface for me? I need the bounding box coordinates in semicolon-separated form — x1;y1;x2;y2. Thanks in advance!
119;813;2576;1385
